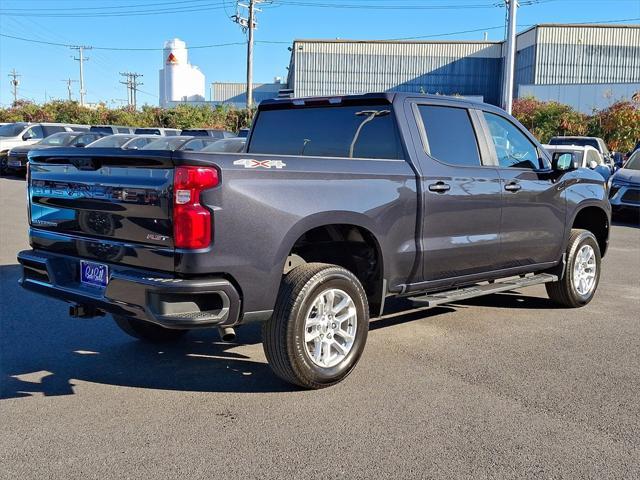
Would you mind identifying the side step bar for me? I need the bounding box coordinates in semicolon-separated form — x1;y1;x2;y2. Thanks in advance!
408;273;558;308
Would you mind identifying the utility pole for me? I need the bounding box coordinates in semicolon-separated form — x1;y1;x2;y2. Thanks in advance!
62;78;78;101
232;0;265;108
71;45;92;106
120;72;143;109
8;69;21;105
119;72;132;106
502;0;518;114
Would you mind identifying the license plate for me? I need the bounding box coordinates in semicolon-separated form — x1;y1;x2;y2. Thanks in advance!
80;260;109;288
8;159;21;167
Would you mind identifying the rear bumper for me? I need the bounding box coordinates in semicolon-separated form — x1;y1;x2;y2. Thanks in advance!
6;154;27;171
17;249;241;329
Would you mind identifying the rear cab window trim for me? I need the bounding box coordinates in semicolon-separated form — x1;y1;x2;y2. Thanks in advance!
247;101;407;161
410;100;495;169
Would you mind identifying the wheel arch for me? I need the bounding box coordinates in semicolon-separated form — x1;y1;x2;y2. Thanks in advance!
569;203;610;257
276;212;386;317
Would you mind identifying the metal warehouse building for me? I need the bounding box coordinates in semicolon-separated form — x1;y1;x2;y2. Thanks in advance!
285;24;640;110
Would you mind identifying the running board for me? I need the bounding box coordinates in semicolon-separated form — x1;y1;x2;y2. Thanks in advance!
408;273;558;308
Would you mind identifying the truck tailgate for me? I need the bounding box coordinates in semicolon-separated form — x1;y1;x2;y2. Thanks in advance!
28;148;175;271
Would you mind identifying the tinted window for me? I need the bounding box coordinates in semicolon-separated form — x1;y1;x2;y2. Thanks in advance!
248;105;404;159
90;126;114;134
484;112;539;170
117;127;130;134
42;125;66;136
0;123;27;137
549;137;599;150
182;129;206;137
417;105;481;167
27;126;45;139
135;128;161;135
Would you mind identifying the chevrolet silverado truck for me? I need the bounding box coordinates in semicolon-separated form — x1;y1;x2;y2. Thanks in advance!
18;93;611;389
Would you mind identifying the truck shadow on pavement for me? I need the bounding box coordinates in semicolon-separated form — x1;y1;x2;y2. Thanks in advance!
1;264;556;399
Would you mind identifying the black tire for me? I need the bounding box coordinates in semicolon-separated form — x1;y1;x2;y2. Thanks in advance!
546;229;601;308
262;263;369;389
113;315;188;343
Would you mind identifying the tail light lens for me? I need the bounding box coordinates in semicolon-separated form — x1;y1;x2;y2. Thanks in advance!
173;166;219;249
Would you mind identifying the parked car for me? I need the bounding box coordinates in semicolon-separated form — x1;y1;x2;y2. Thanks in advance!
133;127;181;136
609;149;640;220
5;131;106;174
548;136;614;171
90;125;135;135
544;144;611;181
237;127;250;138
180;128;235;139
141;136;195;151
201;137;246;153
0;123;76;174
18;92;611;389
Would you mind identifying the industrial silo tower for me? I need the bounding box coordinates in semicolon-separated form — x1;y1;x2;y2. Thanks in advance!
159;38;205;107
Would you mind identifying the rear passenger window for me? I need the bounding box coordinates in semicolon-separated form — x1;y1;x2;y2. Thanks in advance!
248;105;404;160
417;106;481;167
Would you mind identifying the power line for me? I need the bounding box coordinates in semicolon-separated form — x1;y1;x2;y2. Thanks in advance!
0;33;246;51
0;2;236;18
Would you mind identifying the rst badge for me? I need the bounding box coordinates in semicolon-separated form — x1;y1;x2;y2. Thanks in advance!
233;159;287;169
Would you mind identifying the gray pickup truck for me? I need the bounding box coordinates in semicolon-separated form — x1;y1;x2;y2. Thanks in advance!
18;93;610;388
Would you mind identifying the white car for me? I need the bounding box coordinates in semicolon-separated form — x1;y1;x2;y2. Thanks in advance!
544;144;611;180
0;122;76;174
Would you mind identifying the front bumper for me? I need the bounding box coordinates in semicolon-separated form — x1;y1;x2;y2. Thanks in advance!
17;249;241;329
609;184;640;210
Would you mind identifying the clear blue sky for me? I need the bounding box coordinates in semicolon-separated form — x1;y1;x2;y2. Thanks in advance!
0;0;638;107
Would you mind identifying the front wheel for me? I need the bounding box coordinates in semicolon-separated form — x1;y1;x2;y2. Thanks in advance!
262;263;369;389
546;229;601;308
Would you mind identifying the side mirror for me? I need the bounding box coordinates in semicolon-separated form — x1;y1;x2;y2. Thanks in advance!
552;152;578;171
74;143;86;148
588;160;599;170
22;132;33;141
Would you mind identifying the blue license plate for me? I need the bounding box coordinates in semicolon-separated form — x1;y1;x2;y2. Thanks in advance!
80;260;109;288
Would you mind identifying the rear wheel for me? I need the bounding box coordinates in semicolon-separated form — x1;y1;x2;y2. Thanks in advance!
262;263;369;389
546;229;601;308
113;315;188;343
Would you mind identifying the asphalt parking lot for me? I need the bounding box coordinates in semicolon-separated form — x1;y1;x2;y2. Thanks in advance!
1;175;639;479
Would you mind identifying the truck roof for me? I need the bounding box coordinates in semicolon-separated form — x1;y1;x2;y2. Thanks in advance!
259;92;488;110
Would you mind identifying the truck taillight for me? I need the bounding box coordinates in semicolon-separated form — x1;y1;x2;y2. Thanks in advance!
173;166;219;249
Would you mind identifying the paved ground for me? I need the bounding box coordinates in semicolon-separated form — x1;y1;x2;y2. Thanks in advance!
1;175;639;479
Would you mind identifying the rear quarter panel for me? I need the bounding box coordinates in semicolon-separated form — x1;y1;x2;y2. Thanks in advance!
173;151;418;314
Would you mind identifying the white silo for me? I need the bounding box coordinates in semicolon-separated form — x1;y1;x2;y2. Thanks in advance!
159;38;205;107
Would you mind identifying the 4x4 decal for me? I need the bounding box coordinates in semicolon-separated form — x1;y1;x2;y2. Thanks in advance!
233;159;287;169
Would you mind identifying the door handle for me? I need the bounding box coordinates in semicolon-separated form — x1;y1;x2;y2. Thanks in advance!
428;181;451;193
504;182;521;192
